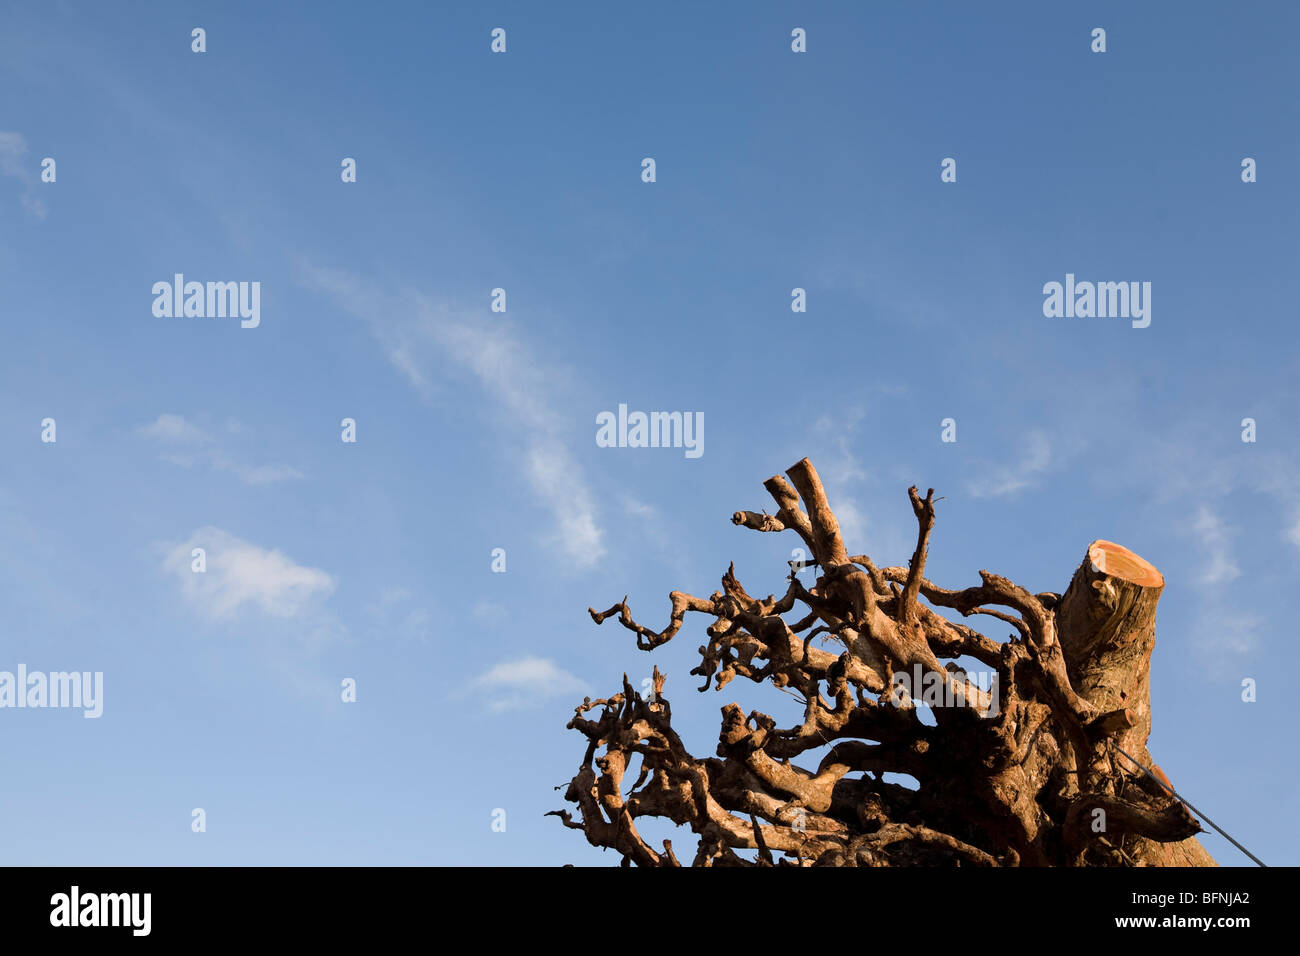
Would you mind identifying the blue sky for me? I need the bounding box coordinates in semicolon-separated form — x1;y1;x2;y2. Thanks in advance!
0;1;1296;865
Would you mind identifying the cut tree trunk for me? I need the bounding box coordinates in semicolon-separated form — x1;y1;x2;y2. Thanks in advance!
1056;540;1216;866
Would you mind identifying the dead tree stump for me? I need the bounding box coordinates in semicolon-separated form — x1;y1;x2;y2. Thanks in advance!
551;459;1216;867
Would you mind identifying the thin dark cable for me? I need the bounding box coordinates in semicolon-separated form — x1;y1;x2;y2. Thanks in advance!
1111;742;1265;867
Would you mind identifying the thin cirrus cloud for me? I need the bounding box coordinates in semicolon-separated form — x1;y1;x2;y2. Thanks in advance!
1190;505;1243;586
140;412;210;444
1186;504;1260;671
295;261;605;568
966;430;1053;499
137;413;303;486
162;526;336;621
0;130;46;220
363;586;433;643
471;656;589;713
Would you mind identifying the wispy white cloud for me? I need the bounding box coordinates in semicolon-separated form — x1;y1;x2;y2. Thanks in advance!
162;526;335;621
526;444;604;566
471;656;588;713
296;262;605;568
0;131;46;219
1185;504;1260;672
621;494;665;540
20;193;47;218
966;430;1052;499
377;586;411;606
363;586;433;643
214;459;304;486
1190;505;1242;586
619;494;692;567
1131;423;1300;557
138;413;303;486
0;132;27;176
472;600;510;628
140;412;211;444
1193;609;1262;660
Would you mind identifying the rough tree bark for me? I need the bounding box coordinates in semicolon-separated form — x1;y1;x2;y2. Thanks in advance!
550;458;1215;866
